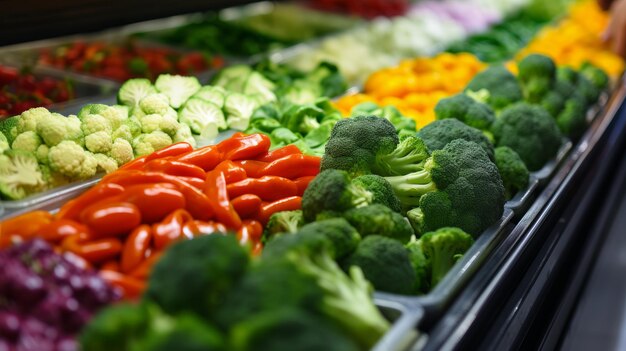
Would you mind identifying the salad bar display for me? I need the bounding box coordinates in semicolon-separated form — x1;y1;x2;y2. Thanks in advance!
0;0;624;350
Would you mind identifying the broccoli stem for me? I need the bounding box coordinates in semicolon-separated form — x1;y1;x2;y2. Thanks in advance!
346;183;374;208
291;253;390;349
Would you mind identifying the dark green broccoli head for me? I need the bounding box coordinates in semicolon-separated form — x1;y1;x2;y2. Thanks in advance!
143;314;226;351
557;94;587;139
405;239;430;294
321;115;399;176
297;218;361;260
263;210;304;242
557;66;578;84
492;102;563;171
434;93;496;131
302;169;374;222
465;65;523;110
352;174;403;213
517;54;557;102
145;235;249;319
213;258;324;331
553;78;576;99
341;235;417;295
403;139;505;236
575;73;601;105
494;146;530;199
539;90;565;117
344;204;414;244
231;308;360;351
262;228;333;259
417;118;495;161
419;227;474;287
580;61;610;91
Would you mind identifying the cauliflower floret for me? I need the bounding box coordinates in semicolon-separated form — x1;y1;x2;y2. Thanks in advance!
139;94;171;115
81;151;99;179
81;114;112;136
109;138;134;166
12;131;42;152
36;113;84;147
132;131;172;156
17;107;51;133
126;117;143;138
39;164;69;188
139;114;163;134
100;105;129;130
0;133;9;152
94;153;119;174
85;131;113;154
48;140;88;178
173;123;197;148
111;125;133;143
36;144;49;164
159;115;180;137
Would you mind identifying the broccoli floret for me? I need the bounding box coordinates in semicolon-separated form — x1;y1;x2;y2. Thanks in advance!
155;74;201;109
341;235;416;294
302;169;374;222
262;227;334;259
0;115;19;144
145;235;249;319
263;210;304;241
539;90;565;117
417;119;495;161
344;204;414;244
494;146;529;200
296;218;361;260
434;93;496;131
556;94;587;139
517;54;557;103
0;150;45;200
231;308;359;351
352;174;403;213
419;227;474;287
465;65;523;110
11;131;42;152
109;138;134;166
580;62;610;91
85;131;113;154
320;115;399;176
212;258;324;331
140;314;226;351
492;102;563;171
405;238;429;294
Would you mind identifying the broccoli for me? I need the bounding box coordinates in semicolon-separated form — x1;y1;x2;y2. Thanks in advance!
434;93;496;131
154;74;201;109
494;146;530;200
0;150;45;200
231;308;359;351
579;61;610;91
405;238;429;294
491;103;563;171
212;258;324;331
301;169;374;222
352;174;403;213
145;235;249;319
419;227;474;287
11;130;42;153
417;119;495;161
140;314;226;351
344;204;414;244
323;117;505;236
296;218;361;260
263;210;304;241
557;66;599;106
320;115;399;176
465;65;523;110
539;90;565;117
341;235;417;295
0;115;19;144
556;94;587;139
517;54;557;103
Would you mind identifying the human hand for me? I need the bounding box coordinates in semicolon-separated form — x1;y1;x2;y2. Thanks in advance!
603;0;626;58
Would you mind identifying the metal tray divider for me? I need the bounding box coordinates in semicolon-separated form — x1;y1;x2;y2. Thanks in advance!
372;298;425;351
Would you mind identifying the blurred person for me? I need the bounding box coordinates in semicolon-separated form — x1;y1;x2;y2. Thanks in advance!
599;0;626;57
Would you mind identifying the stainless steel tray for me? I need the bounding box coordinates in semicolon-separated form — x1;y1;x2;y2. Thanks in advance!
374;209;514;317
